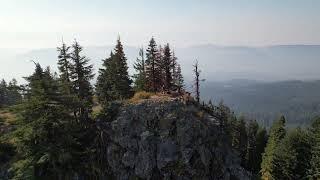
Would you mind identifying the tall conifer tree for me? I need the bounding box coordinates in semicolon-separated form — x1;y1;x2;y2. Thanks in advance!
70;40;94;122
145;37;160;92
162;44;173;91
96;37;132;102
133;48;147;91
57;41;72;94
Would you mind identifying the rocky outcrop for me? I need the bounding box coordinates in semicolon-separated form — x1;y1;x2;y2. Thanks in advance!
99;99;251;180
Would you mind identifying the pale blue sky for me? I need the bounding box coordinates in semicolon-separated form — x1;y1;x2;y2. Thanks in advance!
1;0;320;48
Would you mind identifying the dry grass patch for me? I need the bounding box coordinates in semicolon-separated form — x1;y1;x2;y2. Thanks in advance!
129;91;154;103
0;110;17;125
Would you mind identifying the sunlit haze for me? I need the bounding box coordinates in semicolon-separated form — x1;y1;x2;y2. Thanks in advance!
1;0;320;49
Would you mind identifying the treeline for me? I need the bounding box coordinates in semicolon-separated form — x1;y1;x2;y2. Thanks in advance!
96;37;184;104
201;101;320;179
0;37;186;179
260;116;320;179
200;102;268;177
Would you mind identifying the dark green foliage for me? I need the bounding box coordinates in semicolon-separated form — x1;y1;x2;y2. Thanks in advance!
254;127;268;174
145;37;161;92
133;48;147;91
308;117;320;179
231;116;247;166
272;128;312;180
70;40;94;122
173;64;184;93
162;44;173;91
0;141;15;164
112;37;132;98
96;38;132;103
0;79;22;107
245;120;259;172
57;41;72;95
11;63;82;179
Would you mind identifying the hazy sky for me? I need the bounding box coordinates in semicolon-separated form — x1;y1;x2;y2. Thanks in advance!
1;0;320;48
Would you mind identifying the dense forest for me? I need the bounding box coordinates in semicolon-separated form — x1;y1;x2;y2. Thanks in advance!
201;79;320;127
0;37;320;179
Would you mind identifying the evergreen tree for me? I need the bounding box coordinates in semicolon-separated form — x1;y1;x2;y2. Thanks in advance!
232;116;248;167
12;63;79;179
255;127;268;175
0;79;8;107
171;50;177;81
112;37;132;98
261;115;286;180
70;40;94;122
174;64;184;93
96;52;116;103
272;128;312;180
162;44;173;91
96;38;132;102
245;120;259;172
133;48;147;91
308;117;320;179
57;41;72;94
145;37;160;92
7;78;22;105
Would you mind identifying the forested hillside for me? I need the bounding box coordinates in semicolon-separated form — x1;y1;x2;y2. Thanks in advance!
202;80;320;127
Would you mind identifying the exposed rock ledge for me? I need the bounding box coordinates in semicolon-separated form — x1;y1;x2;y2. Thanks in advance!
99;99;251;180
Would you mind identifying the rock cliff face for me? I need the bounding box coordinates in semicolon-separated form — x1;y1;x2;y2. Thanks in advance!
100;99;251;180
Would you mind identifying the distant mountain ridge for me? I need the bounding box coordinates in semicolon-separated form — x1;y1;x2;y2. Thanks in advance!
1;44;320;83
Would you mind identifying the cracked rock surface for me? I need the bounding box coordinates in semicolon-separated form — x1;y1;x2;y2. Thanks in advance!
101;100;251;180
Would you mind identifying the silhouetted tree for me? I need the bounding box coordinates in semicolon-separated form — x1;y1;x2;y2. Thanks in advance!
193;60;201;103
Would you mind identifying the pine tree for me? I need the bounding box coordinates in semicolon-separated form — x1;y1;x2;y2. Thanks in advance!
261;115;286;180
255;127;268;175
112;37;132;99
96;52;116;103
270;128;312;179
96;38;132;102
245;120;259;172
133;48;147;91
231;116;248;167
7;78;22;105
171;50;177;81
145;37;160;92
0;79;8;107
12;63;80;179
175;64;184;93
162;43;173;91
70;40;94;122
308;117;320;179
57;41;72;94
